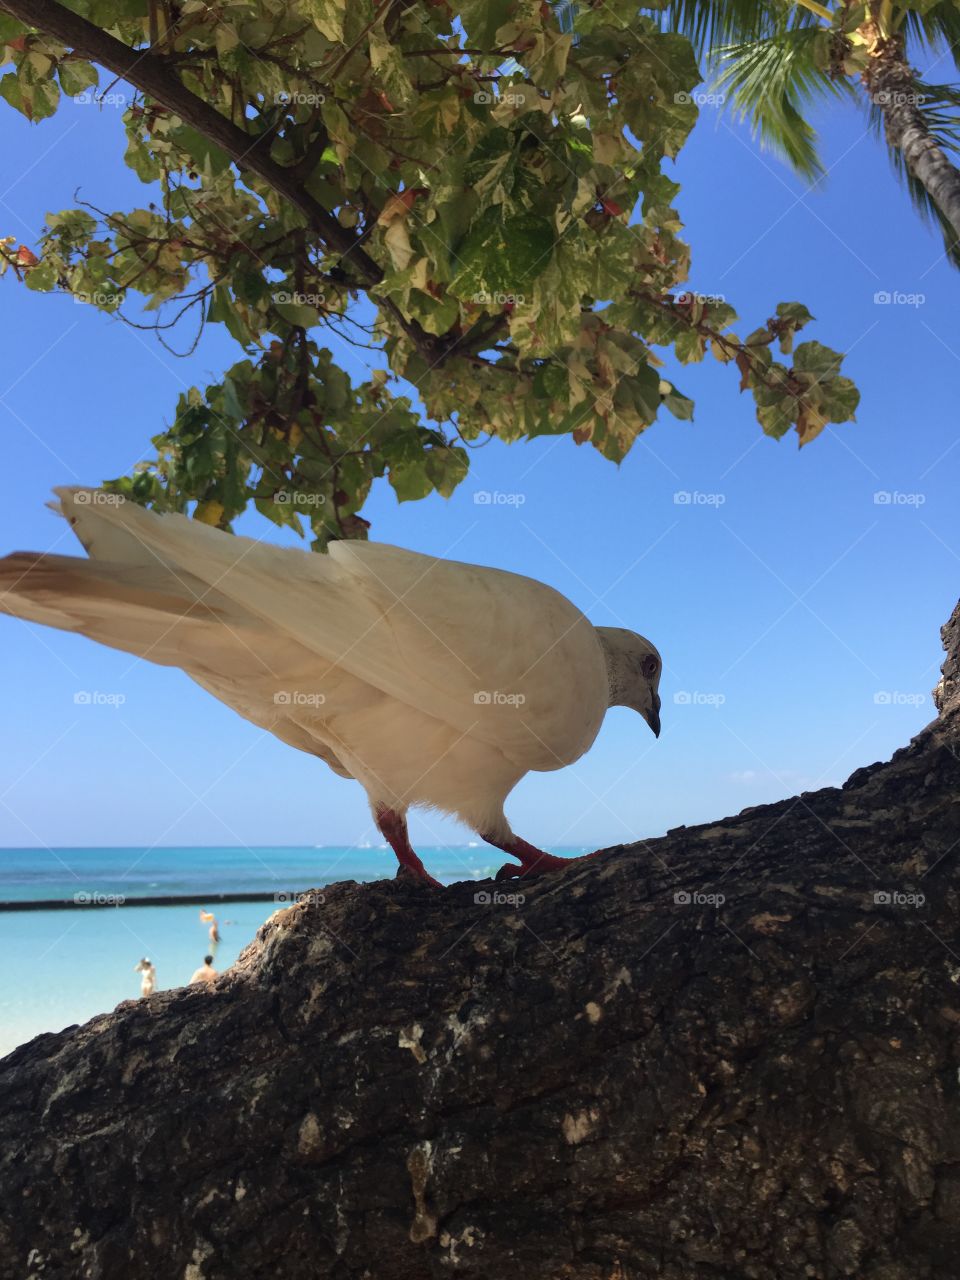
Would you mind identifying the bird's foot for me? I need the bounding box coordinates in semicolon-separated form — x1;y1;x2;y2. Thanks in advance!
376;805;443;888
494;853;575;880
395;863;443;889
486;835;589;880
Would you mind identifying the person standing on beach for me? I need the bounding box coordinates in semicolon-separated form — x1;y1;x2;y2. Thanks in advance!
199;909;221;947
134;958;156;997
189;956;217;985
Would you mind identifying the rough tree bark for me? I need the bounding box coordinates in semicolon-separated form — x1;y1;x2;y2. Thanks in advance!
2;601;960;1280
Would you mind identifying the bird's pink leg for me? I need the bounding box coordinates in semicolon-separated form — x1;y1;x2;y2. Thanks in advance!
482;834;605;881
375;806;442;888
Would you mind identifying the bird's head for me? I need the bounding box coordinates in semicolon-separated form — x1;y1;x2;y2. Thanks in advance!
595;626;662;738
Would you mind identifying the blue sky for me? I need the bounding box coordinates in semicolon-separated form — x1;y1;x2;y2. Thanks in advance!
0;74;956;853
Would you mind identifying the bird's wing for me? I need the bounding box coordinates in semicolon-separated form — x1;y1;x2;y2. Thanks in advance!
53;489;608;770
326;538;609;768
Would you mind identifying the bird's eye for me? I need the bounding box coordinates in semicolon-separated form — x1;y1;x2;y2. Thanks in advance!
641;655;658;678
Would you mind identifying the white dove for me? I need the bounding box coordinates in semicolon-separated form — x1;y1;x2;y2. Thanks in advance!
0;489;662;886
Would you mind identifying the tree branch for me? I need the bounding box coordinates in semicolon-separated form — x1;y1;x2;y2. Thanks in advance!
1;602;959;1277
0;1;376;273
0;0;447;361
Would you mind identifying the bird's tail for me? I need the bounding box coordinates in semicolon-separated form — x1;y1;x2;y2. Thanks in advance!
2;487;354;687
0;550;238;668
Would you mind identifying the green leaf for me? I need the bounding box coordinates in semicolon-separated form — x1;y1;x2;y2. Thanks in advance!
169;124;232;177
820;374;860;422
0;0;860;537
662;383;695;420
533;362;569;401
0;15;27;42
775;301;814;327
24;262;57;291
124;134;162;182
57;60;98;98
450;210;556;301
673;327;706;363
426;446;469;497
0;74;24;117
274;302;320;328
388;459;434;502
793;340;843;380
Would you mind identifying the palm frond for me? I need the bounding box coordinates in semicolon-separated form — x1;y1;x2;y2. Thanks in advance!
867;78;960;266
659;0;823;61
902;3;960;74
714;25;855;179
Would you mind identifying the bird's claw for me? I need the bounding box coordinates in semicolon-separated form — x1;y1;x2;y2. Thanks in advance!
395;864;443;889
495;861;523;881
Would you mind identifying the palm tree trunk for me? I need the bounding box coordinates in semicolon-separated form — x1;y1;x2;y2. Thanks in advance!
866;36;960;246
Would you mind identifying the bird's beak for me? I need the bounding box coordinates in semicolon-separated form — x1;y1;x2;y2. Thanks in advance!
644;696;661;739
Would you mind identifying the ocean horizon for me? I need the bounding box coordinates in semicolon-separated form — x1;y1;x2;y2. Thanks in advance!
0;844;592;1058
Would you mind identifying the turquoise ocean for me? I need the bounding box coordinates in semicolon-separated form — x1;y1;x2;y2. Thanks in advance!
0;845;588;1058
